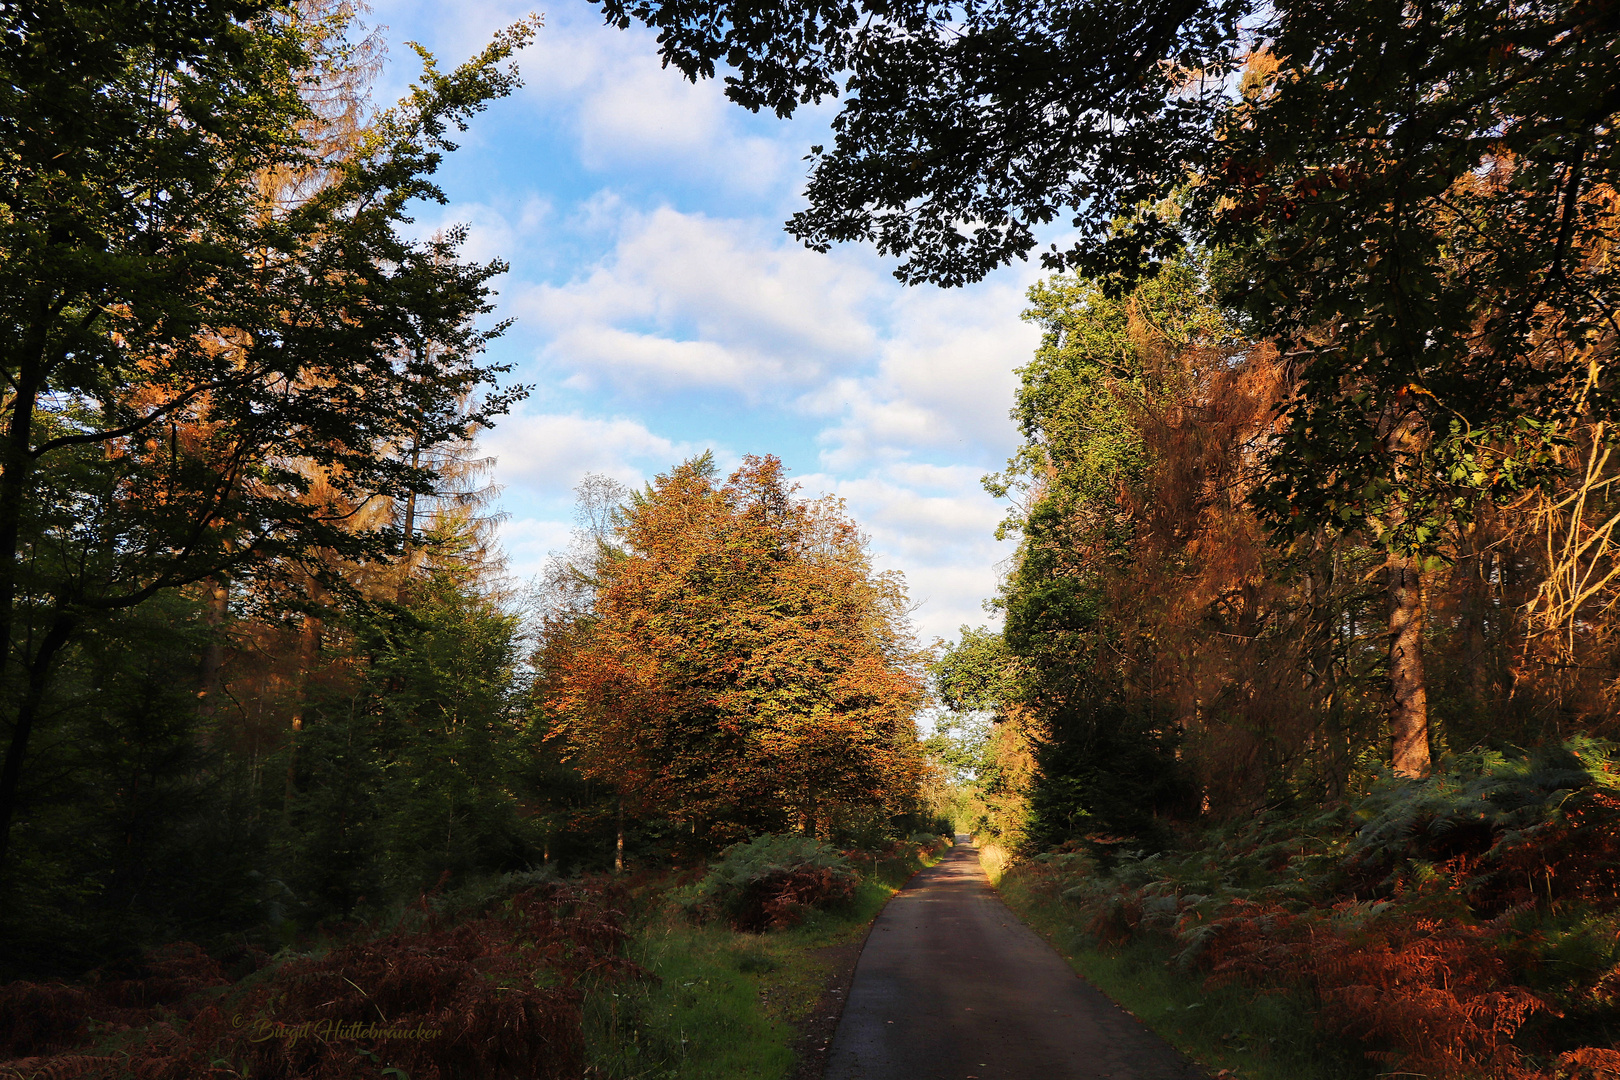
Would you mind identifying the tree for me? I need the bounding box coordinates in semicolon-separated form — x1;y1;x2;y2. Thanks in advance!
276;517;533;918
543;454;927;842
0;2;537;875
600;0;1617;778
929;625;1035;843
598;0;1615;358
604;0;1617;514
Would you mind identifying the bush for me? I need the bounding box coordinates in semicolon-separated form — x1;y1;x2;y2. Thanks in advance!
694;835;858;932
1004;739;1620;1080
0;881;643;1080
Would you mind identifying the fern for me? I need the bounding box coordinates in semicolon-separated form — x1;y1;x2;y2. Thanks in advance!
0;881;644;1080
1009;739;1620;1079
692;834;858;931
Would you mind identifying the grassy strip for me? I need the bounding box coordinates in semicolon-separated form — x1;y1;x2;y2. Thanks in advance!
584;844;949;1080
988;850;1374;1080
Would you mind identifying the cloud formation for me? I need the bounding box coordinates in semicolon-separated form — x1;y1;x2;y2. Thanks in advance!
371;0;1043;646
519;207;880;397
481;407;711;495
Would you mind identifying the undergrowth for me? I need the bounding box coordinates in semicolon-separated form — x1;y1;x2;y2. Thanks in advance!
0;837;952;1080
0;872;643;1080
584;834;952;1080
998;862;1376;1080
686;835;858;932
992;739;1620;1080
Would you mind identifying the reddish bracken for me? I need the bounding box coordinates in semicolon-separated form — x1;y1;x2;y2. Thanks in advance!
1190;892;1620;1080
726;867;857;932
0;881;644;1080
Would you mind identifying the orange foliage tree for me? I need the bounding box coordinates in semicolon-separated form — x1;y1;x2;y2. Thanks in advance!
542;454;926;841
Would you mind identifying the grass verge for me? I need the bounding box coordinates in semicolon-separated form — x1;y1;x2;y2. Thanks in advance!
584;842;949;1080
990;854;1374;1080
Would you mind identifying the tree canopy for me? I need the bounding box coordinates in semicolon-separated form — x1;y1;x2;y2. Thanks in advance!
597;0;1618;546
541;455;927;840
0;0;536;872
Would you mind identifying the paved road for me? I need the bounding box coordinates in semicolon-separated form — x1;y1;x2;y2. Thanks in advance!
823;836;1209;1080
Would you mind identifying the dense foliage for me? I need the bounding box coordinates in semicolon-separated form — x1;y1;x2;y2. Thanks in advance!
691;834;858;932
930;256;1620;843
0;0;534;873
540;455;930;844
0;875;642;1080
597;0;1618;529
1006;739;1620;1077
5;0;1618;1077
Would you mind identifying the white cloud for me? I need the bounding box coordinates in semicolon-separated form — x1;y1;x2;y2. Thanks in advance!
550;327;778;389
497;516;575;582
901;563;1006;643
482;407;709;494
811;274;1042;470
367;0;1045;649
796;465;1012;642
374;0;807;195
405;196;551;266
519;207;881;396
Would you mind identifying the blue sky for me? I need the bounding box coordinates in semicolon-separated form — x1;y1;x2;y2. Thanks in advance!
370;0;1048;641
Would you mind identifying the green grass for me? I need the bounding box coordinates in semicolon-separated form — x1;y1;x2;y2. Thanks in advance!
584;844;948;1080
992;859;1376;1080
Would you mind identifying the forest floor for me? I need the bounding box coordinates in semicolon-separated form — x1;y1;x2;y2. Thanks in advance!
822;836;1206;1080
982;742;1620;1080
987;843;1373;1080
0;840;951;1080
583;839;950;1080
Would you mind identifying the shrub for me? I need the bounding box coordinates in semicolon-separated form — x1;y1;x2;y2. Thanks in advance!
1003;740;1620;1080
0;881;643;1080
695;835;857;932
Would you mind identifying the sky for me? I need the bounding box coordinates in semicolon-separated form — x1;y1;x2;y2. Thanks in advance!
368;0;1050;643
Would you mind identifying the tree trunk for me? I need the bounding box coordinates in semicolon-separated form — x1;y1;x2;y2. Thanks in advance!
802;783;818;839
0;334;48;876
614;799;625;875
284;601;322;804
197;577;229;723
0;616;77;876
397;436;421;603
1387;552;1431;778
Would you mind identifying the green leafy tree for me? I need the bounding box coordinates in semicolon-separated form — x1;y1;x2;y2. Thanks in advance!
984;267;1232;845
928;626;1034;841
928;624;1009;787
0;2;536;874
278;524;533;918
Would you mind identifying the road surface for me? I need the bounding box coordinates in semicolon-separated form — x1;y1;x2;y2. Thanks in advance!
823;836;1209;1080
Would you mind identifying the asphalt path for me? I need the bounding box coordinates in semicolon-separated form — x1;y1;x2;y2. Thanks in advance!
823;836;1209;1080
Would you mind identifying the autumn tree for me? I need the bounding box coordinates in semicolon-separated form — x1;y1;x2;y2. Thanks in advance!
0;2;536;875
597;0;1618;780
543;454;927;843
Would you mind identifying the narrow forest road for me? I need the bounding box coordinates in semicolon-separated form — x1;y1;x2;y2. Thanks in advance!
823;836;1208;1080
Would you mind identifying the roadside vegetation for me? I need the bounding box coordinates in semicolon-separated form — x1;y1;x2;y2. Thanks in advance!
0;833;951;1080
586;834;951;1080
6;1;1620;1080
977;741;1620;1079
0;14;950;1079
923;230;1620;1080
